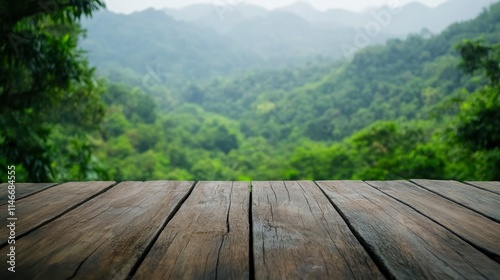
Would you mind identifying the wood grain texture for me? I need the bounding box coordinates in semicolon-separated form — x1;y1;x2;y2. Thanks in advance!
133;181;250;280
466;181;500;195
0;181;194;280
318;180;500;279
0;183;57;205
0;181;115;245
252;181;383;280
412;179;500;222
367;180;500;262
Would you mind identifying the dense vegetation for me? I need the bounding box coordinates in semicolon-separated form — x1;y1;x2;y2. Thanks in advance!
81;1;495;87
0;0;106;181
1;1;499;182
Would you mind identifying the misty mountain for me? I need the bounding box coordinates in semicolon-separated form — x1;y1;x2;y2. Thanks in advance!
225;11;374;57
190;2;500;143
372;0;497;35
80;8;343;87
430;0;498;31
164;3;268;33
81;9;271;87
279;0;496;35
159;0;496;58
80;0;497;88
166;0;496;36
277;1;363;29
276;1;326;23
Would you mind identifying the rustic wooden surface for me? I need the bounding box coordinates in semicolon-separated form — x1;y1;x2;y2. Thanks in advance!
367;180;500;262
0;181;115;245
317;180;500;279
252;181;383;279
0;181;194;279
0;183;56;205
412;179;500;222
134;181;250;280
1;180;499;279
466;181;500;195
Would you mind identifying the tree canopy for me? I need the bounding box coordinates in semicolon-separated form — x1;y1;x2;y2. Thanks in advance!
2;1;499;182
0;0;105;181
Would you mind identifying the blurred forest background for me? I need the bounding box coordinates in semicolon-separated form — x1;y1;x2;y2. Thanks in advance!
1;0;499;182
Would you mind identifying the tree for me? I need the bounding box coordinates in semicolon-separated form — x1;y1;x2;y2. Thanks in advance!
1;0;105;181
449;40;500;179
453;40;500;151
456;40;500;85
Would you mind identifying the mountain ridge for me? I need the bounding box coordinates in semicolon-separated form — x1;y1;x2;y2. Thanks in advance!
81;0;498;90
163;0;497;34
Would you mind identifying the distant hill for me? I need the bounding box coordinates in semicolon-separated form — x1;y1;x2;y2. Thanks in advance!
159;0;496;58
225;11;371;57
276;1;324;22
376;0;497;35
188;2;500;142
80;0;498;87
165;0;497;36
164;3;268;33
78;2;500;182
81;9;271;87
431;0;498;31
80;7;344;88
277;0;497;35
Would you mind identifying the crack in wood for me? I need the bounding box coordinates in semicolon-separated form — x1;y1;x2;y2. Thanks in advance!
226;182;233;234
4;181;498;280
67;239;107;280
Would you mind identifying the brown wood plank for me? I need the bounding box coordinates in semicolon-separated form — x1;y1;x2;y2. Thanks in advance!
466;181;500;195
133;181;250;280
412;179;500;222
0;183;57;205
0;181;115;245
317;181;500;279
367;180;500;262
0;181;194;279
252;181;383;280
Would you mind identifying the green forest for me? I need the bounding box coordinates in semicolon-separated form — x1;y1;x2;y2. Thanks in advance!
1;0;499;182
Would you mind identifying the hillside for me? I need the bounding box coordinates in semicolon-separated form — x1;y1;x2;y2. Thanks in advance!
165;0;496;35
186;2;500;142
4;0;498;182
80;9;268;88
81;0;495;88
85;2;500;182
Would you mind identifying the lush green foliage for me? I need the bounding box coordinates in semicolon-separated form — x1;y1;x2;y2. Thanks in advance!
0;0;105;181
84;1;494;86
2;2;499;182
87;4;500;181
446;40;500;180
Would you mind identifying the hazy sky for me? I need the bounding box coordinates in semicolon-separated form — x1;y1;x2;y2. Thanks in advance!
104;0;450;14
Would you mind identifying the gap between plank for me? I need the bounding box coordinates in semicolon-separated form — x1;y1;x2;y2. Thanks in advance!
410;180;500;224
0;181;119;250
462;181;500;195
313;181;395;280
364;181;500;265
248;182;255;280
125;181;197;280
0;183;60;207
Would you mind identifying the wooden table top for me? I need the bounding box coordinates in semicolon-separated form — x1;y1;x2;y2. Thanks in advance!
1;180;499;279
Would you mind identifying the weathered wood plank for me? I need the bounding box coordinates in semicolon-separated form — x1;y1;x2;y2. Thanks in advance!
367;180;500;262
0;181;115;245
466;181;500;195
0;183;57;205
252;181;383;280
0;181;194;279
133;181;250;280
412;179;500;222
317;180;500;279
